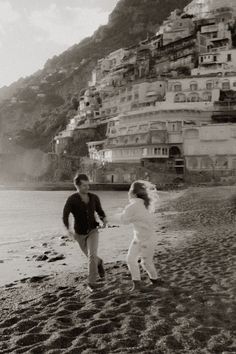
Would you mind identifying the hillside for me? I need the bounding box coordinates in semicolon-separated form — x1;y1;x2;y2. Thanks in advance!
0;0;190;152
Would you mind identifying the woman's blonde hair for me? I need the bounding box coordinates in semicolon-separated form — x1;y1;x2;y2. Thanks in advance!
129;180;159;213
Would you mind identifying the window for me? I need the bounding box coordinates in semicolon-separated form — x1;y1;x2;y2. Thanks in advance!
190;81;198;91
174;93;186;102
189;93;200;102
200;56;203;63
128;95;132;101
233;82;236;87
134;93;139;99
222;80;230;90
174;83;182;92
213;55;217;62
202;91;212;102
206;81;213;90
227;54;232;62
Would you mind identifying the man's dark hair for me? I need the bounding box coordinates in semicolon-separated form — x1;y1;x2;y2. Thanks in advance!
74;173;89;186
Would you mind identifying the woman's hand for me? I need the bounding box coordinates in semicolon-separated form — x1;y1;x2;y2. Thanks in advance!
102;217;108;228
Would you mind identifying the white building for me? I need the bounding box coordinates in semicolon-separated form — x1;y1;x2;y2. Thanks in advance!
192;49;236;75
184;123;236;172
166;75;236;106
99;79;166;119
158;9;195;45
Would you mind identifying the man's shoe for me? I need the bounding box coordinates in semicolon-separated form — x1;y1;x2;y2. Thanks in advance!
98;260;105;279
130;280;142;292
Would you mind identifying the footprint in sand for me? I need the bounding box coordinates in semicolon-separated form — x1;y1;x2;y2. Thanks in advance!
0;316;20;328
44;332;73;350
12;319;39;333
76;309;98;320
14;333;50;347
84;321;116;335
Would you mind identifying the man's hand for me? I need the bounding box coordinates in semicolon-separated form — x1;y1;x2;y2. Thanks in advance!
68;230;74;239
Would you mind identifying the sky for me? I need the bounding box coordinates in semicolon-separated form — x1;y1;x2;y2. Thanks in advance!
0;0;119;87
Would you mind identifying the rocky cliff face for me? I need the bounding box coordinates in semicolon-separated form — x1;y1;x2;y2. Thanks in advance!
0;0;190;152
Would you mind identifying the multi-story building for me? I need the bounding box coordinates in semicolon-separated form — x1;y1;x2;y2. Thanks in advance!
166;74;236;105
87;99;213;174
154;35;197;75
197;21;232;53
99;79;166;119
192;48;236;75
158;9;195;46
184;123;236;176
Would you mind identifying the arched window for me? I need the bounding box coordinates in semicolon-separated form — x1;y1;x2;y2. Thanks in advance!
206;80;213;90
190;81;198;91
173;82;182;92
202;91;212;102
174;93;186;102
189;92;200;102
169;146;181;158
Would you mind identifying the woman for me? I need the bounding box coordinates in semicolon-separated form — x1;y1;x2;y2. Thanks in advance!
115;180;160;292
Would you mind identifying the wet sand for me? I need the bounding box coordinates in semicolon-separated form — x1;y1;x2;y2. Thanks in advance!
0;187;235;353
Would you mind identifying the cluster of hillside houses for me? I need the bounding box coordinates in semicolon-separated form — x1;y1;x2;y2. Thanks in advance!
54;0;236;184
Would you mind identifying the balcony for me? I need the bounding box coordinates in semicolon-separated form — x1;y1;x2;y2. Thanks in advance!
142;146;169;159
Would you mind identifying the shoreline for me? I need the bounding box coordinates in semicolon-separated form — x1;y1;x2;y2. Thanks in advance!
0;180;235;192
0;182;131;191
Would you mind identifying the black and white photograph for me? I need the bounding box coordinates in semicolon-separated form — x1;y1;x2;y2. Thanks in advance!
0;0;235;353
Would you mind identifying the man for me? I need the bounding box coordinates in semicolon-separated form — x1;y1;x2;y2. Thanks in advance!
63;173;107;292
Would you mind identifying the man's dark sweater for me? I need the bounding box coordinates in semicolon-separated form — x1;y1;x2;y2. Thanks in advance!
63;192;106;235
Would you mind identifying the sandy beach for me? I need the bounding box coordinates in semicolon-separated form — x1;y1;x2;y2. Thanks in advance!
0;186;235;353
